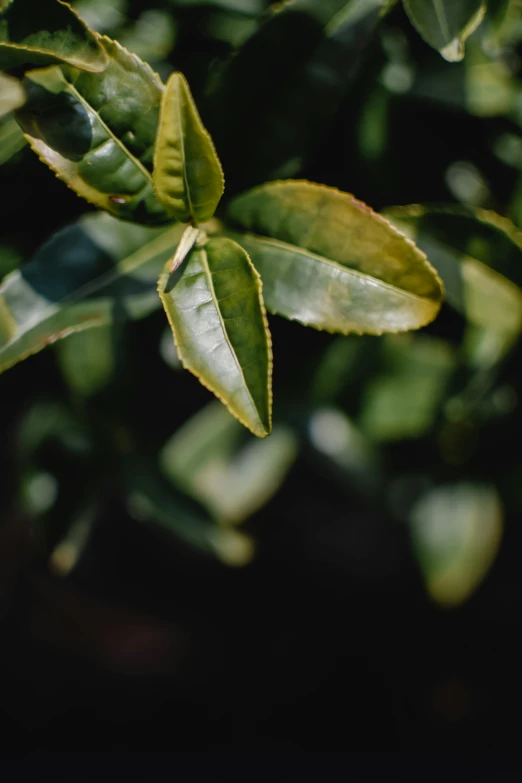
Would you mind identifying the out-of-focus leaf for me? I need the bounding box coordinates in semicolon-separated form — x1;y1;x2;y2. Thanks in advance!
0;244;21;276
410;35;516;117
0;0;109;72
310;336;369;404
16;38;171;225
411;483;503;607
56;324;115;396
482;0;522;54
385;205;522;364
0;212;184;373
359;334;456;440
153;72;224;225
125;456;255;566
160;401;297;523
116;10;176;64
203;0;389;191
226;180;443;335
168;0;265;13
73;0;126;33
402;0;485;61
0;113;26;165
158;236;272;438
48;497;98;576
307;406;378;483
0;73;24;118
16;400;92;463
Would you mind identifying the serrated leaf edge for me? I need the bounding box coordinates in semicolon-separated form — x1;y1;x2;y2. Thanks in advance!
152;71;225;225
0;2;110;72
157;242;273;438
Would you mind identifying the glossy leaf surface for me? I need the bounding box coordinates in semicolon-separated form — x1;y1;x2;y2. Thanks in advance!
0;0;109;71
0;213;184;373
153;72;224;224
16;38;171;225
0;73;24;118
158;236;272;438
227;180;443;335
403;0;485;61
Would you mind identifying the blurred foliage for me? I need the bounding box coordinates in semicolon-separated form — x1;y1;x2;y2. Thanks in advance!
2;0;522;618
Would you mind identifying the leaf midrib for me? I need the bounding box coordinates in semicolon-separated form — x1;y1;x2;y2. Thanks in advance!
199;247;264;431
68;80;153;185
433;0;451;43
237;233;440;304
176;79;195;223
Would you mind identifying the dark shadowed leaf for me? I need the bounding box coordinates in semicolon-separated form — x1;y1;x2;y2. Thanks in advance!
16;38;171;225
203;0;389;192
0;0;109;71
0;212;184;373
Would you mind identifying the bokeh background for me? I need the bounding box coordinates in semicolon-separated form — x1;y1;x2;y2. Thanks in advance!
1;0;522;755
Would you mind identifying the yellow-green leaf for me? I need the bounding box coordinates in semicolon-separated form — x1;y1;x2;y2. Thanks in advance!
411;483;503;607
158;235;272;438
0;72;24;118
161;401;297;524
153;72;224;225
226;180;443;336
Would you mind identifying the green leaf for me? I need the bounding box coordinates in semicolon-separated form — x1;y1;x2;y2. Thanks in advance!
124;455;255;566
409;34;516;118
402;0;486;61
0;73;24;118
152;72;224;225
158;235;272;438
0;212;184;373
411;483;503;607
384;205;522;365
15;37;171;225
72;0;127;34
0;112;26;165
0;0;109;72
168;0;264;13
203;0;390;191
56;324;115;396
226;180;443;336
160;401;297;524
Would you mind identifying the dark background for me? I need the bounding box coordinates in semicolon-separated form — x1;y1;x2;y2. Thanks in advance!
1;0;522;759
